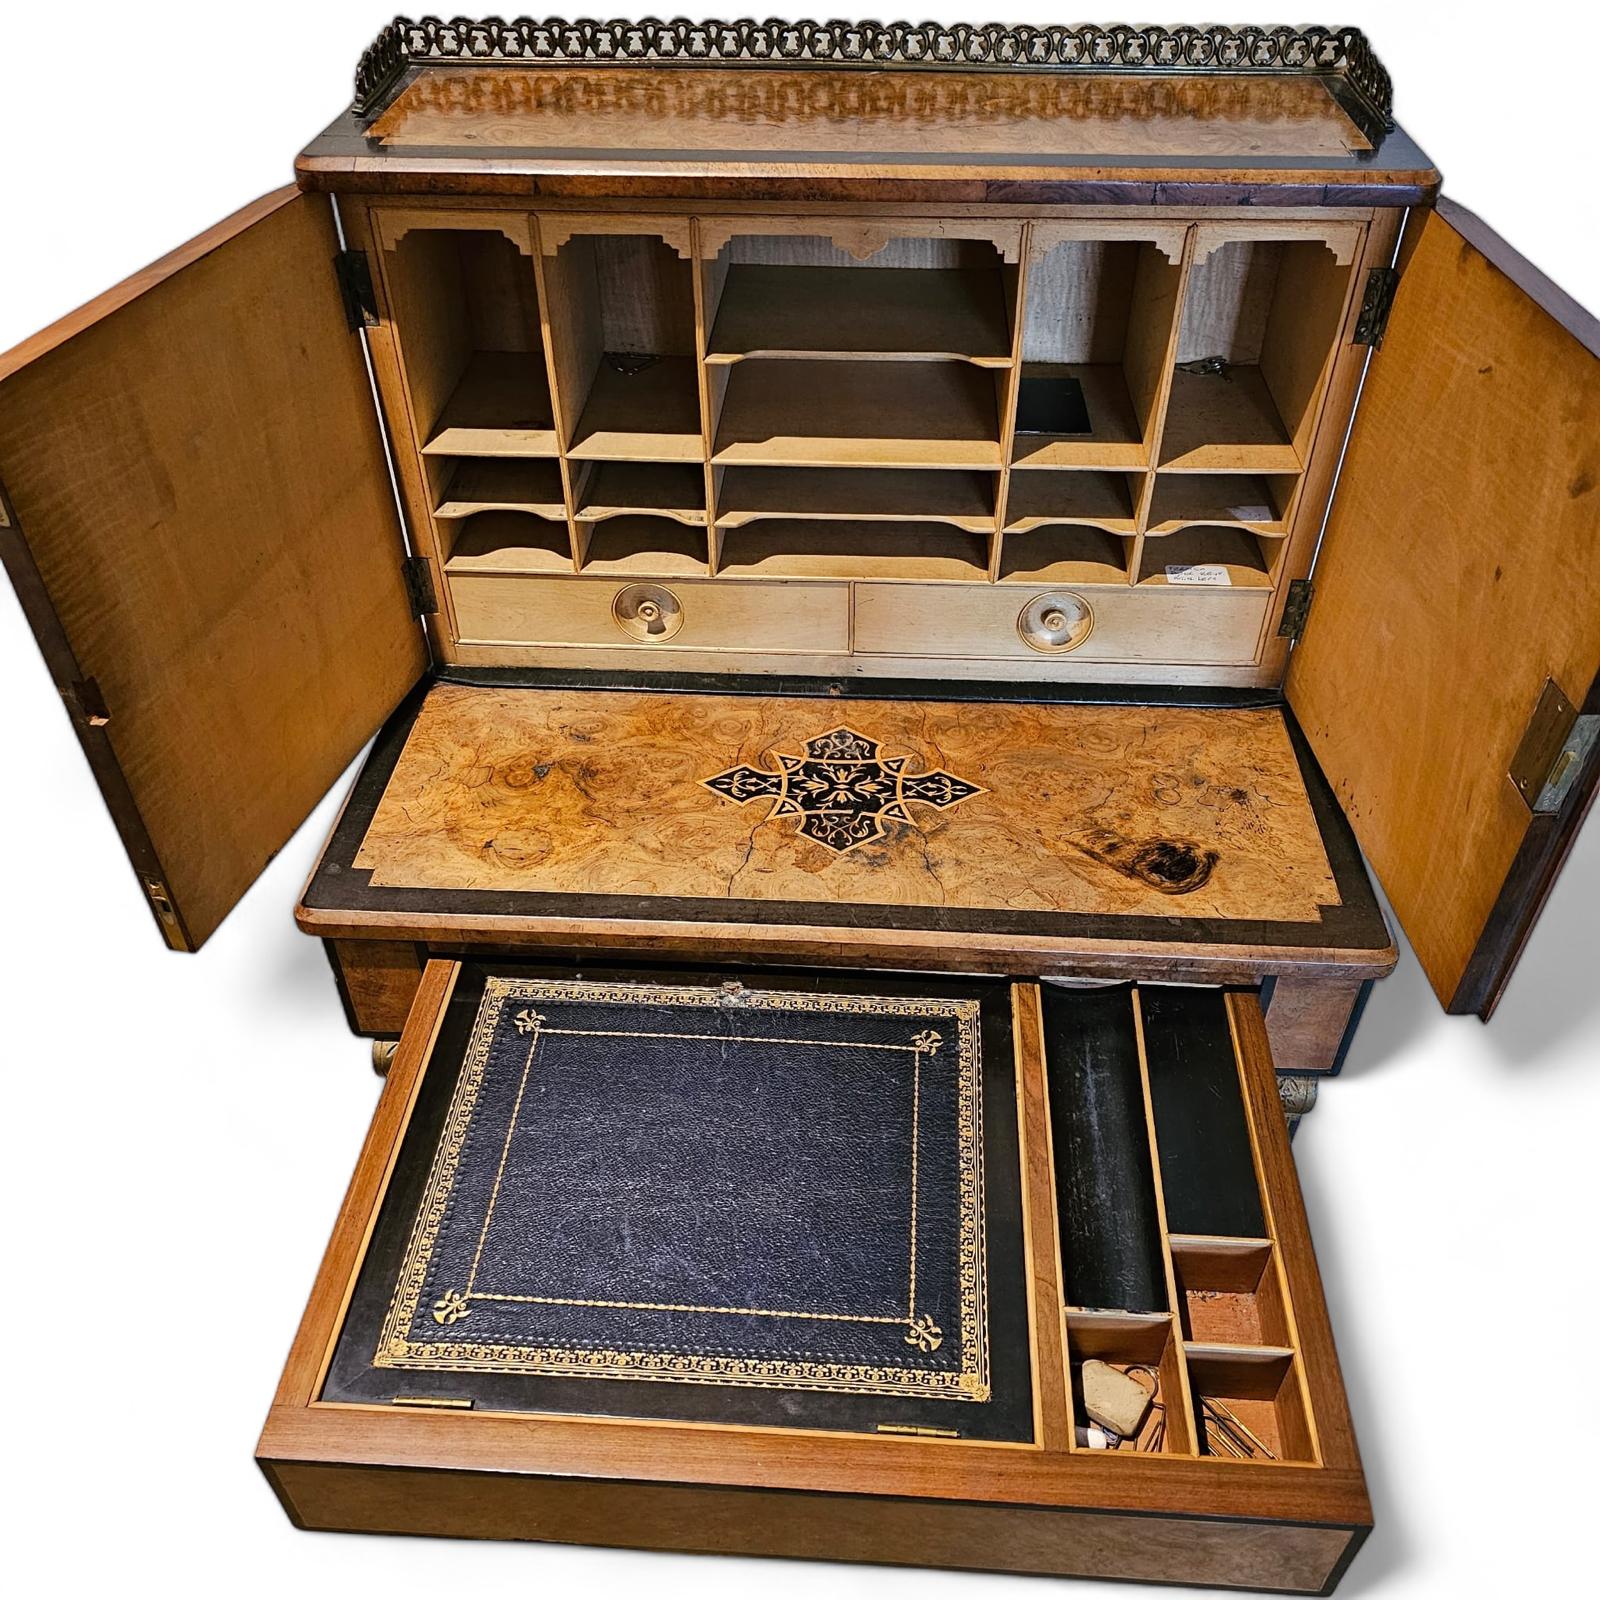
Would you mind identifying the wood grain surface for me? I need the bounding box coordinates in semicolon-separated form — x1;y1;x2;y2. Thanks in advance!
351;683;1339;923
368;69;1372;159
0;189;424;948
1287;202;1600;1008
258;976;1367;1587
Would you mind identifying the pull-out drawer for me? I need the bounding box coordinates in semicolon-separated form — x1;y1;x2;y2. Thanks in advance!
450;573;851;654
259;961;1367;1593
854;583;1271;665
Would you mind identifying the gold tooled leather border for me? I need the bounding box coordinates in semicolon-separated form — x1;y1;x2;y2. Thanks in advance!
375;975;988;1400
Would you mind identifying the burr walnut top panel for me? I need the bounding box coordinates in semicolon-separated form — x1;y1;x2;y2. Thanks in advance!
349;682;1340;924
366;68;1373;160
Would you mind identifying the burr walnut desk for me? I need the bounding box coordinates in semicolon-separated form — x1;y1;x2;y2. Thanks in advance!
0;18;1596;1596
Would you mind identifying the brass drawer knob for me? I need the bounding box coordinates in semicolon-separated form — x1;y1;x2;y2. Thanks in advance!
612;582;684;642
1018;591;1094;653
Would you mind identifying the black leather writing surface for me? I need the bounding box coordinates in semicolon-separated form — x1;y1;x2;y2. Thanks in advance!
325;964;1033;1441
1140;986;1267;1239
1041;984;1168;1314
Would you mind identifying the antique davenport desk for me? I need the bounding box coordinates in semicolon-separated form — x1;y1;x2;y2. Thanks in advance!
2;17;1598;1596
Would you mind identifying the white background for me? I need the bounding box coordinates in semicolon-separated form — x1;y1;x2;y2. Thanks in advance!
1;3;1595;1596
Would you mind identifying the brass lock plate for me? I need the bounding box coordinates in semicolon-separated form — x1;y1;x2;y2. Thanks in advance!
612;582;684;643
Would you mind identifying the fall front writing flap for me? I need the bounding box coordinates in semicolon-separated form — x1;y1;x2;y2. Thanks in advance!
1287;200;1600;1016
0;187;426;950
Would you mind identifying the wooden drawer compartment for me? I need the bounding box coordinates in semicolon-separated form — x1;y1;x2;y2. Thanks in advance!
853;582;1269;665
260;963;1368;1593
449;573;851;653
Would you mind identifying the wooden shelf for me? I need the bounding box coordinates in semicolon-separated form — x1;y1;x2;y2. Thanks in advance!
706;266;1013;366
1137;527;1279;589
578;514;708;577
717;520;990;583
434;457;566;518
714;361;1001;469
443;511;573;575
716;467;995;531
569;355;703;461
1000;527;1131;586
423;351;559;457
1158;368;1300;472
1146;472;1297;533
577;461;705;524
1005;470;1141;533
1010;364;1146;469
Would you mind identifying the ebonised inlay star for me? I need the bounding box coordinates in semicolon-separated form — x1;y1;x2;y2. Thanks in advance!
702;725;983;854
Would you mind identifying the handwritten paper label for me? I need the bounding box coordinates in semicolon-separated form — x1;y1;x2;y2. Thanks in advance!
1165;563;1232;587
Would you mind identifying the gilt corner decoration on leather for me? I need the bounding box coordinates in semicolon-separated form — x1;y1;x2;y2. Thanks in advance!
702;725;985;855
376;976;990;1400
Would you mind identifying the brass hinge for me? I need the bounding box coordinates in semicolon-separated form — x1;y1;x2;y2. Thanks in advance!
1510;679;1599;814
1277;578;1314;642
334;249;379;331
403;555;439;616
875;1422;960;1439
65;676;111;728
1353;266;1399;347
391;1394;474;1410
141;876;188;950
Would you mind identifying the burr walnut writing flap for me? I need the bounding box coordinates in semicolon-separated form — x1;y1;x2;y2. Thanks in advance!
299;677;1390;980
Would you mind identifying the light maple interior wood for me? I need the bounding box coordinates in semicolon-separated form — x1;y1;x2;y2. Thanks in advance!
1287;205;1600;1009
716;466;997;531
1161;232;1355;470
544;232;702;459
0;189;425;949
443;512;574;575
706;261;1013;365
999;527;1131;587
361;205;1370;676
716;520;991;582
578;514;710;578
1137;527;1280;589
712;359;1005;467
384;225;557;457
1014;235;1181;470
434;457;566;518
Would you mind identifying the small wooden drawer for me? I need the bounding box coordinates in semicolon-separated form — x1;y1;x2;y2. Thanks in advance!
450;573;851;654
260;964;1368;1594
852;583;1270;665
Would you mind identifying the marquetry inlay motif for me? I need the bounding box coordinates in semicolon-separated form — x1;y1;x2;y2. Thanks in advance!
703;726;984;855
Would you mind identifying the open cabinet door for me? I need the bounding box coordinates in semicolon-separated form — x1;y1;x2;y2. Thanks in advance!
1288;199;1599;1017
0;188;426;950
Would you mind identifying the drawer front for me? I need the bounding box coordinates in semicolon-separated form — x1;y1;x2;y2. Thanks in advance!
262;965;1367;1593
450;574;851;653
853;583;1269;665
